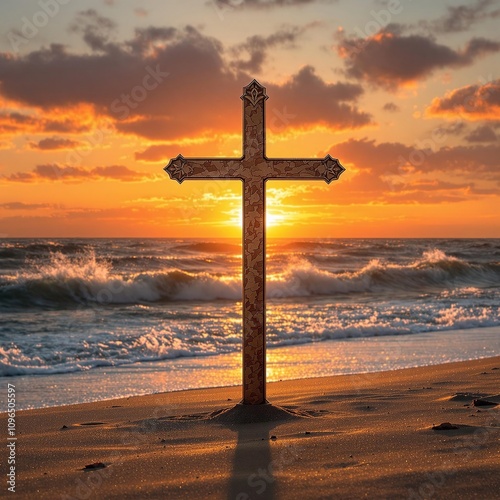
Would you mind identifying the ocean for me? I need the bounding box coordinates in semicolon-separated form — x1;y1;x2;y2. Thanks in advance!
1;238;500;410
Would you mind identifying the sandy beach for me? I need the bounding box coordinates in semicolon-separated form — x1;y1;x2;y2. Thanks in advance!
4;356;499;499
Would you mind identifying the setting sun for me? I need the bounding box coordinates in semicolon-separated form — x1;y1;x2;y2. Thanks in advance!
227;205;286;228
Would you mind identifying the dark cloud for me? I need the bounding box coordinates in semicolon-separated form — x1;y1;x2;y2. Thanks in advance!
382;102;400;112
266;66;371;131
424;0;500;33
136;144;187;162
391;142;500;177
0;202;55;210
327;138;411;174
427;79;500;119
212;0;334;10
0;25;239;138
0;112;37;133
125;26;178;55
337;30;500;88
231;28;302;73
2;164;156;183
318;138;500;203
433;121;468;136
0;15;370;140
135;139;228;162
465;124;497;142
43;118;92;134
29;137;84;150
69;9;117;52
423;144;500;175
0;111;92;136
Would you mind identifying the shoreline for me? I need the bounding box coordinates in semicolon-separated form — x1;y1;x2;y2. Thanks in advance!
5;356;500;499
8;325;500;411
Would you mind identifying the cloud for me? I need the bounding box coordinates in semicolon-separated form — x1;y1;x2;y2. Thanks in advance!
135;137;231;162
426;79;500;120
0;21;370;141
211;0;335;10
29;137;84;150
333;138;500;177
0;109;94;136
337;30;500;88
266;66;371;131
382;102;400;112
231;27;303;73
134;7;148;17
423;0;500;33
0;112;38;133
327;138;411;174
136;144;191;162
2;164;157;183
0;202;56;210
314;137;500;204
69;9;117;52
424;144;500;175
465;124;498;142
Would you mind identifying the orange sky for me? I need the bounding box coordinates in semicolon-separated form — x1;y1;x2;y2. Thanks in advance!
0;0;499;238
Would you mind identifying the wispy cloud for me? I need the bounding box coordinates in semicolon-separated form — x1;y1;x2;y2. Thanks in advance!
422;0;500;33
2;164;159;183
211;0;336;10
28;137;84;151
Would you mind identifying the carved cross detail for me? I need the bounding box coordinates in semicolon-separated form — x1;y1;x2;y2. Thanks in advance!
165;79;344;404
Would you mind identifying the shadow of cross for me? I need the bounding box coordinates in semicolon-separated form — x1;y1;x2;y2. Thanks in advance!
165;79;345;405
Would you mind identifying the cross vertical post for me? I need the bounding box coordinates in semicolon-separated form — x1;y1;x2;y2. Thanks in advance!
164;79;345;405
241;81;268;403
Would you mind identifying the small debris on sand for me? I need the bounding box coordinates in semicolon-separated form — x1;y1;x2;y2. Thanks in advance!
432;422;458;430
473;399;498;407
82;462;107;471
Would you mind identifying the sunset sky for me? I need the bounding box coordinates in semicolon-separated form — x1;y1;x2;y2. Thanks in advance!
0;0;499;238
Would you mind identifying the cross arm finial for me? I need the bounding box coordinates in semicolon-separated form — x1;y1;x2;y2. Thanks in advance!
164;154;245;183
164;154;191;184
322;154;345;184
266;154;345;183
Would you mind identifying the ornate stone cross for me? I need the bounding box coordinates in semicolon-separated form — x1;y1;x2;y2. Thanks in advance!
165;80;344;405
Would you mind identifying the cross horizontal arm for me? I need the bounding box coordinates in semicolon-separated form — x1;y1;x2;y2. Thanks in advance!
165;154;244;183
266;155;345;184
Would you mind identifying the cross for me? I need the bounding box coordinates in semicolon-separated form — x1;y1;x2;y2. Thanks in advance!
165;80;345;405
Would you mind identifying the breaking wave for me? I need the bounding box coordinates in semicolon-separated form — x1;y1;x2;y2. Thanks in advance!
1;248;499;308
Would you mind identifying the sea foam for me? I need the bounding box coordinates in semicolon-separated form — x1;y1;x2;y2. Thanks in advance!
1;248;499;307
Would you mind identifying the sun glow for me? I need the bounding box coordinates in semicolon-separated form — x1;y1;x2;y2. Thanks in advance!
228;207;285;228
